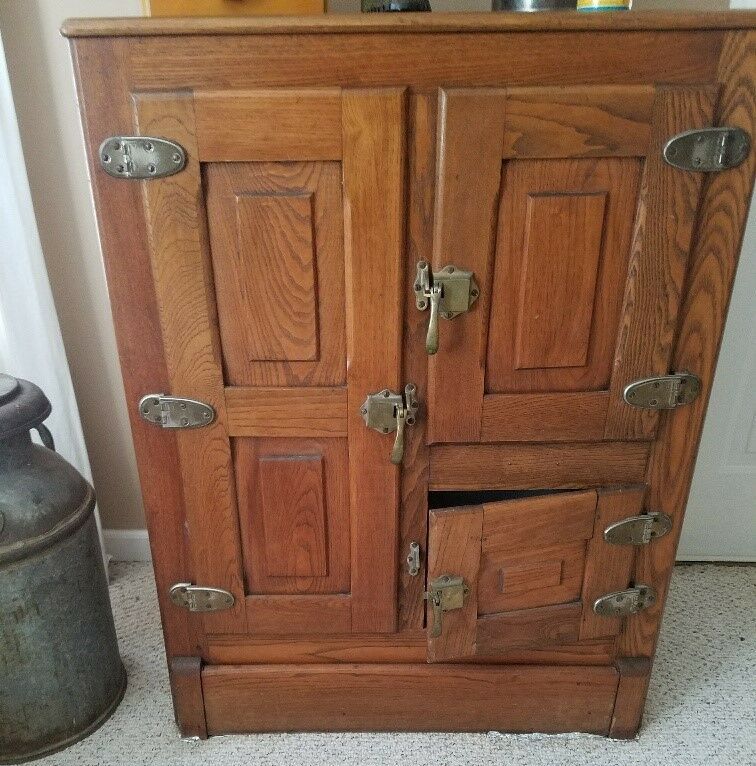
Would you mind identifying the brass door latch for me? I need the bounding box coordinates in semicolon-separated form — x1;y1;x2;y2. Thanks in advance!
414;261;479;355
360;384;419;465
425;574;469;638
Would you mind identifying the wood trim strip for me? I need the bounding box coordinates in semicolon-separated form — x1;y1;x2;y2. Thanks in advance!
619;30;756;660
62;12;756;38
134;92;245;634
194;88;342;161
245;595;351;635
480;392;610;443
501;86;655;159
429;442;650;490
225;387;347;437
170;656;207;740
204;631;615;666
604;85;718;440
343;88;406;633
202;663;619;734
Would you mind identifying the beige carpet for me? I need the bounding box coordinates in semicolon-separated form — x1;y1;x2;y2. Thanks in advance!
39;562;755;766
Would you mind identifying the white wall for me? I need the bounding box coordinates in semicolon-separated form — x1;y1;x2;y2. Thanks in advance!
0;0;751;561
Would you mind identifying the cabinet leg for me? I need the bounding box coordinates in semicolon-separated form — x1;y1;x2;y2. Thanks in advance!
610;656;652;739
169;656;208;740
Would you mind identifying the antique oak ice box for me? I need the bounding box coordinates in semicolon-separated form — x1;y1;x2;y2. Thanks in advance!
64;9;755;738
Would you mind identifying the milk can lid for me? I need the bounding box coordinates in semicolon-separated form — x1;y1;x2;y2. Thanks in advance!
0;374;52;441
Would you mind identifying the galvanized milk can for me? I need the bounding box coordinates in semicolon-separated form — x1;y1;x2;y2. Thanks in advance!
0;374;125;763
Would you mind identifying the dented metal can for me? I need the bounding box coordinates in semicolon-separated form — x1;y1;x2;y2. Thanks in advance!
0;375;125;763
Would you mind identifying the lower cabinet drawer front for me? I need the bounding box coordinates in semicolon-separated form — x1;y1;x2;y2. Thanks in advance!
201;663;619;734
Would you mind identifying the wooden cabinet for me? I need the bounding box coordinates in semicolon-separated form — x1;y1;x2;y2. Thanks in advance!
64;11;756;739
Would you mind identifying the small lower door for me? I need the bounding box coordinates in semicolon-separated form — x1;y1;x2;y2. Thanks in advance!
426;487;646;662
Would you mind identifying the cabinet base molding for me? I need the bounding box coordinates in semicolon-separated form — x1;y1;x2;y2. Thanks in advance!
201;663;618;734
609;657;653;739
169;656;208;740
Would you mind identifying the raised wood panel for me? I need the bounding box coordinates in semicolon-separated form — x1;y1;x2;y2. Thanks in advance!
481;490;597;554
604;86;717;440
245;595;351;635
195;89;341;161
236;192;318;362
134;92;245;634
205;161;345;387
225;387;347;438
233;437;349;597
580;488;643;641
430;442;650;490
502;86;655;159
487;157;641;394
619;32;756;659
515;192;606;370
480;392;609;442
427;88;506;444
478;541;586;615
426;505;483;663
258;455;327;579
476;603;583;654
343;88;405;633
202;663;619;734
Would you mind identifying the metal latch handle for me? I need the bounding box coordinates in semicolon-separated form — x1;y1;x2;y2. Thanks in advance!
360;384;419;465
415;262;479;356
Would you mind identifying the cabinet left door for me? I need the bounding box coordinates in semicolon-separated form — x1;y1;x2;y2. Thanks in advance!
96;88;407;638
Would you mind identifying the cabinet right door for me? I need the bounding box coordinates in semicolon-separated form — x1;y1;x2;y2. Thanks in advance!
426;85;717;445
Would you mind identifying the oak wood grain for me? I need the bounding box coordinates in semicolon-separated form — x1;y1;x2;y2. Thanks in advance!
245;594;351;635
579;487;643;640
427;505;483;662
135;92;245;634
195;88;342;161
604;86;717;439
430;442;650;490
610;657;652;739
343;88;406;633
258;455;328;579
481;490;597;554
204;631;616;666
502;86;655;159
427;88;506;443
479;542;586;615
205;161;345;387
225;387;347;438
202;663;619;734
398;92;436;631
234;437;349;598
169;656;207;739
70;38;200;659
487;157;641;395
619;31;756;659
476;603;582;654
63;13;756;38
480;392;609;442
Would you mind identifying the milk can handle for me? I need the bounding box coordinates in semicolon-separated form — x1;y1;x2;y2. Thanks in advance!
34;424;55;451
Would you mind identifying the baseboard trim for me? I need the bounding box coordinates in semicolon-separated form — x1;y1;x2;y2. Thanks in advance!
104;529;152;562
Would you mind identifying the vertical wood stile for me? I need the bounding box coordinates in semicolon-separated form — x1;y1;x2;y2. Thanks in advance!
427;89;506;443
604;85;718;440
343;88;406;633
619;31;756;658
134;92;246;633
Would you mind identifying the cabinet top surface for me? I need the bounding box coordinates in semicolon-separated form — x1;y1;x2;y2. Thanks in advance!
61;10;756;38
